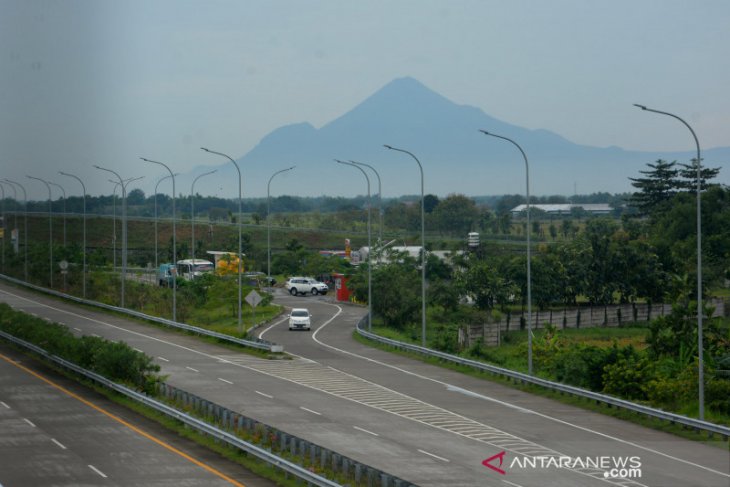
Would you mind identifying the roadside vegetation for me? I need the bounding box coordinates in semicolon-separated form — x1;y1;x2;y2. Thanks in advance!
0;302;163;392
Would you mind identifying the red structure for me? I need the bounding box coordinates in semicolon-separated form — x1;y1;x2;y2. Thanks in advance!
332;273;351;302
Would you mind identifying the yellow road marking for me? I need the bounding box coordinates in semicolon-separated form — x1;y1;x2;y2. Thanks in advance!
0;352;246;487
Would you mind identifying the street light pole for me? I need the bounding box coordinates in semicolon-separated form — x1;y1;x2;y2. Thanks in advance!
0;183;4;272
153;174;171;271
336;160;372;331
59;172;87;298
267;166;295;286
349;160;383;246
633;103;704;420
49;182;66;248
2;179;27;281
27;175;53;287
201;147;243;332
479;130;533;375
95;166;142;309
49;181;67;290
140;158;177;322
384;145;427;346
191;169;217;271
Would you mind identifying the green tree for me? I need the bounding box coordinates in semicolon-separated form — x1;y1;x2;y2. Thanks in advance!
628;159;679;216
676;159;721;192
349;256;421;328
456;255;517;311
432;194;479;236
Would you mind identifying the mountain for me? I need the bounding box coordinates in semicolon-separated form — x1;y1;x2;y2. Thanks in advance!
185;77;730;199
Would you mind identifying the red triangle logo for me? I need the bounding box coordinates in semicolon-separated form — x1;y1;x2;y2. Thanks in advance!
482;451;507;475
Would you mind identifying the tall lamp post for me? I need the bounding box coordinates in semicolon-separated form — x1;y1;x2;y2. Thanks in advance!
267;166;295;286
94;166;142;309
153;173;175;271
49;181;67;290
109;177;140;272
59;172;87;298
201;147;243;332
27;175;54;287
633;103;704;419
191;169;217;269
2;179;27;281
49;182;66;248
479;130;533;375
384;145;427;346
350;160;383;245
336;159;372;331
140;158;177;322
0;183;5;272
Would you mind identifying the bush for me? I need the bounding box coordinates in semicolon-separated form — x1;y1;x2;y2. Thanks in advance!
0;303;162;393
602;354;654;400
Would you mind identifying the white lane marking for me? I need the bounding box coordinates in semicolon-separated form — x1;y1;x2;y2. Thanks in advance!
418;449;450;462
2;287;724;481
256;315;290;339
353;425;379;436
51;438;67;450
90;333;100;337
218;378;233;385
134;348;144;353
88;465;107;478
157;356;170;362
0;401;9;409
23;418;36;427
308;301;730;480
503;480;525;487
299;406;321;416
255;391;273;399
73;327;82;332
186;366;199;373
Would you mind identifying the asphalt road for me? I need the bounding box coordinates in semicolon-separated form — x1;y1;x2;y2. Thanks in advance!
0;343;278;487
0;281;728;487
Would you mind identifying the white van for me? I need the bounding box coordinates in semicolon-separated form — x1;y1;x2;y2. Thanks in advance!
176;259;215;281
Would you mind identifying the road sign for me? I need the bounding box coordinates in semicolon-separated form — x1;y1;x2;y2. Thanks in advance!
245;290;262;308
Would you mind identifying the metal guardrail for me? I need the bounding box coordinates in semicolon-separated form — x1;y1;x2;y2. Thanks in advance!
0;330;340;486
356;318;730;440
0;273;283;353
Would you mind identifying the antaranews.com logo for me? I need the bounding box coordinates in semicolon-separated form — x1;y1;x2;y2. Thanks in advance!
483;451;642;480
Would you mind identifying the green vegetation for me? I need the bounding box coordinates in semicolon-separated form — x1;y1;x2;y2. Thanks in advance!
84;272;282;336
0;302;163;393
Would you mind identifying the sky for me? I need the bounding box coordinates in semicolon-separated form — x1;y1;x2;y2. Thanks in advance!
1;0;729;200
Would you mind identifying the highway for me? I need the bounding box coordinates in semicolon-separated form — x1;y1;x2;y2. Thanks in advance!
0;342;277;487
0;281;728;486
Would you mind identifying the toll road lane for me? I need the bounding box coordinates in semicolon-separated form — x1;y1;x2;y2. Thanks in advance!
0;343;275;487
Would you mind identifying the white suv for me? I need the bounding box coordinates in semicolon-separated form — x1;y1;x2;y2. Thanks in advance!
285;277;328;296
288;308;312;330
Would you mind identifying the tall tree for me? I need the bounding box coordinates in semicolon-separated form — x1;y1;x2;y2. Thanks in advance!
676;159;721;192
628;160;679;216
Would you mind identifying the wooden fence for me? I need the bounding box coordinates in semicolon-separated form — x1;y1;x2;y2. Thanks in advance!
466;298;729;347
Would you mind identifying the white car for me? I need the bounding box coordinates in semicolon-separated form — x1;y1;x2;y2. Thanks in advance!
285;277;328;296
288;308;312;331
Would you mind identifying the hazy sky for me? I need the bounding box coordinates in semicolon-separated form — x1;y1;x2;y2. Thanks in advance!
2;0;729;199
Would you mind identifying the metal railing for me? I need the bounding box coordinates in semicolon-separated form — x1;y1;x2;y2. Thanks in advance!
0;330;342;486
356;317;730;440
0;273;283;353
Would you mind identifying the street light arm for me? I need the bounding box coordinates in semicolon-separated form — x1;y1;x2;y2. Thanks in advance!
632;105;701;161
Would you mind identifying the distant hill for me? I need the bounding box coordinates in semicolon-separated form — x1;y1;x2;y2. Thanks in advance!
186;77;730;198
